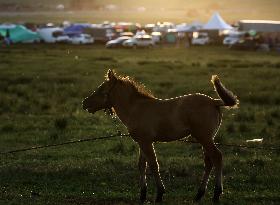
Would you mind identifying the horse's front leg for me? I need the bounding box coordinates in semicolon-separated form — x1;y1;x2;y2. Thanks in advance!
139;142;165;203
138;149;147;203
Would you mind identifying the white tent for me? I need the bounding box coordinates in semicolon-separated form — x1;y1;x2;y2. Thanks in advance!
176;21;203;32
203;12;233;30
176;23;190;32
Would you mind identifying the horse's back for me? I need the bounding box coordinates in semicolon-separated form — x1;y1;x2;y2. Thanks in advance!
158;93;218;115
179;93;218;113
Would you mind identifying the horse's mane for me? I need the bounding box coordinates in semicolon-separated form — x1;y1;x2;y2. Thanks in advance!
117;75;155;99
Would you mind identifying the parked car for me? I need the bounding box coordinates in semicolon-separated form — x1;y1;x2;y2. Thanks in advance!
70;34;94;44
53;31;71;43
119;32;134;37
192;32;209;45
151;32;162;44
106;36;131;48
223;32;244;45
123;35;154;48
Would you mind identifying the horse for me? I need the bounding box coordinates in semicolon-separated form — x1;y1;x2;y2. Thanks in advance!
82;69;239;203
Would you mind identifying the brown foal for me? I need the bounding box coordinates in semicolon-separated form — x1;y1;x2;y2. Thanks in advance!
82;69;239;203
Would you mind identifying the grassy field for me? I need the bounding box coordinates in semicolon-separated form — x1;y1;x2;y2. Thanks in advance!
0;44;280;204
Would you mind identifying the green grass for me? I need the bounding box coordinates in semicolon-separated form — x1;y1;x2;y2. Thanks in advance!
0;44;280;204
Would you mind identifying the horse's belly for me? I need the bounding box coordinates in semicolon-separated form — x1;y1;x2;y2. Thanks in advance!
155;133;190;142
154;126;190;142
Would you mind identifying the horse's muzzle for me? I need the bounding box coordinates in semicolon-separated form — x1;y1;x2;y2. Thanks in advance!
82;97;90;110
82;98;98;114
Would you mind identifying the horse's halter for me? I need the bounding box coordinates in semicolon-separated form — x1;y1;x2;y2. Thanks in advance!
103;79;117;115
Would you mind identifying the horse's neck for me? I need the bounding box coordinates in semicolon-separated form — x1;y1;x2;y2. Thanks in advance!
112;89;137;126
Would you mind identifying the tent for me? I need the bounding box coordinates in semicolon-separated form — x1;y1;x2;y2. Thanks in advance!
176;23;190;32
63;24;92;35
203;12;233;30
176;21;204;33
0;24;40;43
190;21;203;31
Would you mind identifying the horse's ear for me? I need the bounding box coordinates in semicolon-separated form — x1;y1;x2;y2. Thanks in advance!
106;69;117;81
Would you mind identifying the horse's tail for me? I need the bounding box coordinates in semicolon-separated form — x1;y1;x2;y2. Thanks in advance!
211;75;239;108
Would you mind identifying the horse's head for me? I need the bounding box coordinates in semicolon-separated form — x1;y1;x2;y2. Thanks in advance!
83;69;117;114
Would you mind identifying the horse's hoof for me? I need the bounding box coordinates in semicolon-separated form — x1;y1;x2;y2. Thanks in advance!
155;196;163;203
140;198;146;203
212;186;223;203
194;189;205;202
155;189;165;203
212;194;221;203
212;197;220;204
139;187;147;204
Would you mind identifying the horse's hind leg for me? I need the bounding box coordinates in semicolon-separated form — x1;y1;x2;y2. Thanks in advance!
194;148;213;201
204;143;223;202
138;149;147;203
139;142;165;203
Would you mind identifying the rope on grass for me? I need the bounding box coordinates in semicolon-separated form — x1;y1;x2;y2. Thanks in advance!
1;132;279;155
0;132;129;155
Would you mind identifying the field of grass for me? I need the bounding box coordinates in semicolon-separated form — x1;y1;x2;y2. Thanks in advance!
0;44;280;204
